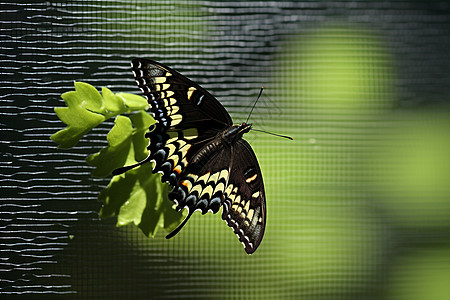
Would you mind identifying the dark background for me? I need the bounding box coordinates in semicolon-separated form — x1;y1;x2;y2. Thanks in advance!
1;1;450;299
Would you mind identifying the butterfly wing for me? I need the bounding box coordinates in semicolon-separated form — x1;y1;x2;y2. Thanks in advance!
167;137;266;254
222;139;266;254
126;59;266;254
131;58;232;185
166;139;233;238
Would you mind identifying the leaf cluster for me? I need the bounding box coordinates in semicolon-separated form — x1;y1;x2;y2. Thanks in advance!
51;82;183;236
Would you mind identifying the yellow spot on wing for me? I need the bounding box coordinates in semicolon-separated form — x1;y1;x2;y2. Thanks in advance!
228;193;236;202
177;139;186;148
181;180;193;192
187;174;199;181
244;200;250;212
200;185;213;198
224;184;234;196
155;77;166;83
170;114;182;126
208;171;219;184
187;87;196;100
178;144;191;158
191;184;203;195
166;143;177;157
168;153;179;166
173;165;182;174
219;169;229;182
167;106;179;116
197;172;210;184
246;174;257;183
213;182;225;195
252;191;260;198
247;209;254;222
166;136;178;144
182;128;198;140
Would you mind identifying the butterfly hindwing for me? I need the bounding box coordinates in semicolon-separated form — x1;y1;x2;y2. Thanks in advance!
168;138;266;254
222;139;266;254
169;141;232;215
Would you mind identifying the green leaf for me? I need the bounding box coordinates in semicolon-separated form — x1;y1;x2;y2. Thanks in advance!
50;82;147;148
128;112;155;161
86;112;155;177
128;109;155;131
138;179;186;237
51;82;182;239
117;92;149;110
86;116;136;177
102;87;125;113
51;101;105;149
99;163;184;237
74;81;105;113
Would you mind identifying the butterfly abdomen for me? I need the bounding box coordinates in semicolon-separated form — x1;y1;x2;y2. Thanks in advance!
189;139;223;169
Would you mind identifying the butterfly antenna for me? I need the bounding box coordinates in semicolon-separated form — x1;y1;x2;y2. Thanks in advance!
246;87;264;124
251;128;293;140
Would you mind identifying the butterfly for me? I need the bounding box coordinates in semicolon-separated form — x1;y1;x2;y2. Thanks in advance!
113;59;266;254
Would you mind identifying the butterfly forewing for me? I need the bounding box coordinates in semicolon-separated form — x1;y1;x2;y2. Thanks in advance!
132;58;232;184
132;58;232;128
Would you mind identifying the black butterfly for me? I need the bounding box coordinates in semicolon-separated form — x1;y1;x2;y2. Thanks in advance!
113;59;266;254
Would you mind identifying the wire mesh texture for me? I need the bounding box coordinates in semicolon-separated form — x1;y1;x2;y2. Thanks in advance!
1;0;450;299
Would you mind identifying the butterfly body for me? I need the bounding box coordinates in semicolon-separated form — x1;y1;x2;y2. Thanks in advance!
115;59;266;254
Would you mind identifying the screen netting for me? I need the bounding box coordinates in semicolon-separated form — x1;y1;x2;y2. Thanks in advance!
1;1;450;299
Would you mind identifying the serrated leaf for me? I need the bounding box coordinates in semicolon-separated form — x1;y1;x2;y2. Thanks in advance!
60;90;82;106
86;116;137;177
86;112;155;177
74;81;105;113
99;163;184;237
117;174;149;227
51;82;148;148
128;110;155;131
51;82;179;238
129;112;155;162
102;87;126;113
118;92;149;110
51;105;105;148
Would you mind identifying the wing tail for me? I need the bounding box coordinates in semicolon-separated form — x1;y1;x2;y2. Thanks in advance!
165;208;194;239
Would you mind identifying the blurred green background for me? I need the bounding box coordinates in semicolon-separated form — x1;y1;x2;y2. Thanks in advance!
1;1;450;299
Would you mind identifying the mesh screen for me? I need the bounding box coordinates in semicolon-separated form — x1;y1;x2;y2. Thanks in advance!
1;1;450;299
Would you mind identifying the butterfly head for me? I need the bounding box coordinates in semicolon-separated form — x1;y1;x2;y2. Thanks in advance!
222;123;252;144
239;122;252;133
